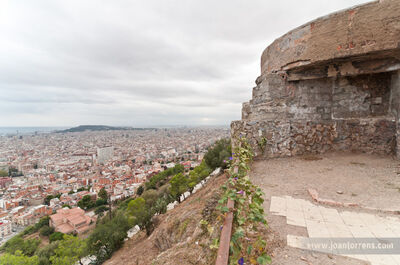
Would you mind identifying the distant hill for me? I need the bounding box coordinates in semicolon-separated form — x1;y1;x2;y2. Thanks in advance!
57;125;136;133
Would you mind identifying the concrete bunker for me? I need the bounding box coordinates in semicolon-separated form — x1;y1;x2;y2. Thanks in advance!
232;0;400;158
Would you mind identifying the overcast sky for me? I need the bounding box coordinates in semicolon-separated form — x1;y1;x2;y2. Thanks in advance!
0;0;371;127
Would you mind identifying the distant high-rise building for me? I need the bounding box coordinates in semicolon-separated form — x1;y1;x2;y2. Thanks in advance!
97;146;114;164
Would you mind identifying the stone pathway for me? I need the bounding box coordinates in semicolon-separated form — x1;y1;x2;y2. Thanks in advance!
270;196;400;265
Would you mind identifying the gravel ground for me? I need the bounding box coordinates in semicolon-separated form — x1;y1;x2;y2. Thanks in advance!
250;152;400;265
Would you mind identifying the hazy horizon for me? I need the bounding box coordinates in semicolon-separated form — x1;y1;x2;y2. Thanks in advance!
0;0;371;127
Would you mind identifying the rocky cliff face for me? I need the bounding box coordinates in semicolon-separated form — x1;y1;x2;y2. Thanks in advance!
232;0;400;158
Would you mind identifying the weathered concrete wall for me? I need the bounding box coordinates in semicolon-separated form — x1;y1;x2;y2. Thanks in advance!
232;0;400;158
261;0;400;75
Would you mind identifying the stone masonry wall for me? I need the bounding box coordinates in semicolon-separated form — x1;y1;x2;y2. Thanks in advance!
232;118;395;158
232;72;397;158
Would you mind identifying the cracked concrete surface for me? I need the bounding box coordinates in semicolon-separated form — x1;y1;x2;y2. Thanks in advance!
270;195;400;265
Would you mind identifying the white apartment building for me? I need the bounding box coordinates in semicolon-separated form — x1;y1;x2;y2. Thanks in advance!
96;146;114;164
0;219;12;238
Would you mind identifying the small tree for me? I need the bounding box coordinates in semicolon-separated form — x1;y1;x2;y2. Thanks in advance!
78;195;93;209
187;171;200;193
94;205;109;215
127;198;153;235
204;138;231;170
36;241;59;265
39;225;54;237
136;185;144;196
127;197;147;225
98;187;108;201
141;189;158;207
169;173;188;203
153;197;167;215
87;212;130;262
49;232;64;242
50;235;87;265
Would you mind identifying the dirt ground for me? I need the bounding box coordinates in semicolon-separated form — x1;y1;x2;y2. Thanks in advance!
251;152;400;265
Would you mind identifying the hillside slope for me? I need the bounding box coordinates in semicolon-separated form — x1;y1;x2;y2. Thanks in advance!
105;173;226;265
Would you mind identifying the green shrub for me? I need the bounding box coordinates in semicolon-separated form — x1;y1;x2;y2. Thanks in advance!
34;216;50;231
78;195;95;210
136;185;144;195
0;251;39;265
204;138;231;170
153;197;168;215
94;205;109;215
87;212;130;263
39;226;54;237
1;236;41;256
44;194;61;205
145;164;184;190
141;189;159;207
49;232;64;243
95;198;107;207
49;235;87;265
98;188;108;201
169;173;188;203
35;241;59;265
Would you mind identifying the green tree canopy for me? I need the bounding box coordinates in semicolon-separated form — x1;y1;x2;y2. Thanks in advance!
0;250;39;265
87;212;130;263
141;189;159;207
127;197;148;226
98;187;108;201
136;185;144;195
94;205;109;215
1;236;41;256
145;164;184;190
44;194;60;206
35;241;59;265
204;138;231;170
49;235;87;265
49;232;64;243
78;195;94;210
169;173;188;203
39;225;54;237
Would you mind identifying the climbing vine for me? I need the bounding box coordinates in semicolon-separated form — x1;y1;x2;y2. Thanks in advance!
217;137;271;265
257;137;267;155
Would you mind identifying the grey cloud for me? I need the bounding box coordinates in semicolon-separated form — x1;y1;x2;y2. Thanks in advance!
0;0;370;126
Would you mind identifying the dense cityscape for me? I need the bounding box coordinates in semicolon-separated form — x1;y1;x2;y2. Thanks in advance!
0;127;229;243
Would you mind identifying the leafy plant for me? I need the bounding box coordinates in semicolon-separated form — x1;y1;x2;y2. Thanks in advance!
204;138;232;170
216;137;271;265
257;137;267;155
39;225;54;237
49;232;64;243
